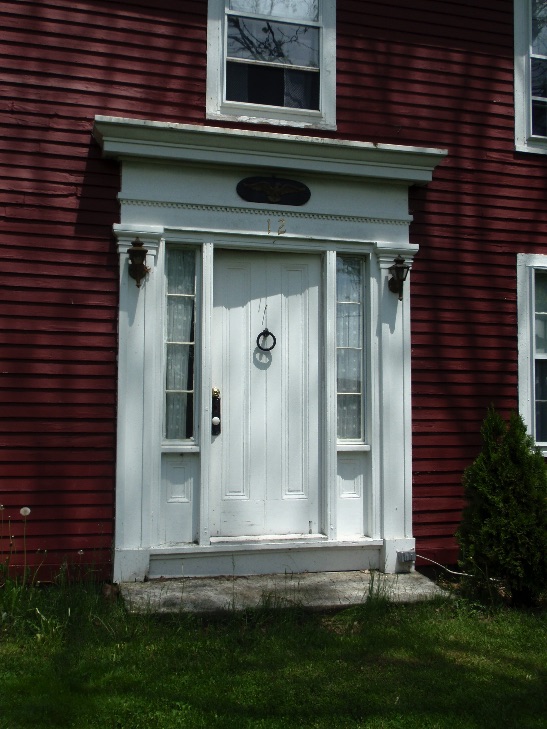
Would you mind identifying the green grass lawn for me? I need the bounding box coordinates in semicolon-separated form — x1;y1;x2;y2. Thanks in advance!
1;581;546;729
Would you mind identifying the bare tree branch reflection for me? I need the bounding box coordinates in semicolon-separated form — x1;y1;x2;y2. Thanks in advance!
228;16;317;67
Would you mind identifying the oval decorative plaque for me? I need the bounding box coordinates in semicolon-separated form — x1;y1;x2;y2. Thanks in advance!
236;176;311;206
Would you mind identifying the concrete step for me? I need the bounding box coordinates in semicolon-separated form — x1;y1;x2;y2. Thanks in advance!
120;570;447;614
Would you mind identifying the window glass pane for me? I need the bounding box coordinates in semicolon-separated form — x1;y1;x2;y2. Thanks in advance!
166;393;194;440
166;344;194;390
536;360;547;441
536;271;547;353
226;62;319;109
532;99;547;136
227;17;319;67
532;58;547;98
337;303;361;347
284;68;319;108
336;257;361;302
229;0;318;22
533;0;547;56
535;270;547;310
227;61;285;105
337;395;362;440
167;298;195;343
337;349;361;394
167;249;195;295
536;315;547;354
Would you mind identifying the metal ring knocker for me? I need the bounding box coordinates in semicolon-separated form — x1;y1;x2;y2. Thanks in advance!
256;328;276;352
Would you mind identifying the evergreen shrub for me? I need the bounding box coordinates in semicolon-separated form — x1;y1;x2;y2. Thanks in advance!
457;407;547;606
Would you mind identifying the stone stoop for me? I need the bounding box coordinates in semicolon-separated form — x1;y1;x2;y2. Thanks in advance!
119;570;448;614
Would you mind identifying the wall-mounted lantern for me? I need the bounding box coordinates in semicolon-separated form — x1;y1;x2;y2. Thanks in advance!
127;237;150;288
388;255;411;301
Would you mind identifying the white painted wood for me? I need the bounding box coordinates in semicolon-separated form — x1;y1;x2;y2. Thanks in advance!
324;250;338;540
149;540;382;577
113;228;161;582
374;246;417;569
210;250;321;537
94;117;447;186
160;453;197;545
198;242;215;544
336;451;366;538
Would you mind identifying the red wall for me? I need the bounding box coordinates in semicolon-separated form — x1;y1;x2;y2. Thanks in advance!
1;0;536;574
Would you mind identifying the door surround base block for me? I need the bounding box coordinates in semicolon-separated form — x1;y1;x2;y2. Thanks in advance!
131;539;386;579
114;541;418;582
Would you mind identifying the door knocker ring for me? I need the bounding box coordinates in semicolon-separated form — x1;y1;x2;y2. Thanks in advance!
256;328;276;352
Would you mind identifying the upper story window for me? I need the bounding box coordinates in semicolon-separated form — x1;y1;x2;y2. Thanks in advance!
515;0;547;153
207;0;336;129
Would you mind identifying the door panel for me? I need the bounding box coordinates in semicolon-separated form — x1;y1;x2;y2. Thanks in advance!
211;250;321;537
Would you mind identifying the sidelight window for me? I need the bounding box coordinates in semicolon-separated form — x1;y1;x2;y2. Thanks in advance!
336;256;365;441
164;248;196;441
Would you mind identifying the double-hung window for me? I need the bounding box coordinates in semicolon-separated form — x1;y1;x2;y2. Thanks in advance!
517;254;547;451
207;0;336;129
515;1;547;152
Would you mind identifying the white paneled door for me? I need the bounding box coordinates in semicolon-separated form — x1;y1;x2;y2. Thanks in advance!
211;250;321;538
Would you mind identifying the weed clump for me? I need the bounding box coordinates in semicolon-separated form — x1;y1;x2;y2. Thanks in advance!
457;407;547;606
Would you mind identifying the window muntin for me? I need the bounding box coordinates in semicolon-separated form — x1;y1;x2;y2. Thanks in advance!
165;248;196;441
336;256;364;441
225;3;320;110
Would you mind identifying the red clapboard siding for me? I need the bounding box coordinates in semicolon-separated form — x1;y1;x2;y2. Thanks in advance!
0;0;535;574
0;0;208;577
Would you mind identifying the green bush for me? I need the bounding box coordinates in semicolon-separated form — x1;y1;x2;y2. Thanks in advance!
457;407;547;606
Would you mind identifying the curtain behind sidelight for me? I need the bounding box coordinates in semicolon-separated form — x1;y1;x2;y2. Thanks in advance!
165;249;196;440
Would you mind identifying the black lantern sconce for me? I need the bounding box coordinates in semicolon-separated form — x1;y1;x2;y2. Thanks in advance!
388;255;411;301
127;237;150;288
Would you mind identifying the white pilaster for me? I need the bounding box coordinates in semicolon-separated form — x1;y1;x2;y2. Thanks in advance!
113;225;163;582
374;245;418;572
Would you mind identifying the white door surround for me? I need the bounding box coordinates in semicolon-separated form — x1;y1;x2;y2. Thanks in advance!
93;117;446;581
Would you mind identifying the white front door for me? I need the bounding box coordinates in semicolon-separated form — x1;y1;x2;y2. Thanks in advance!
210;250;321;538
